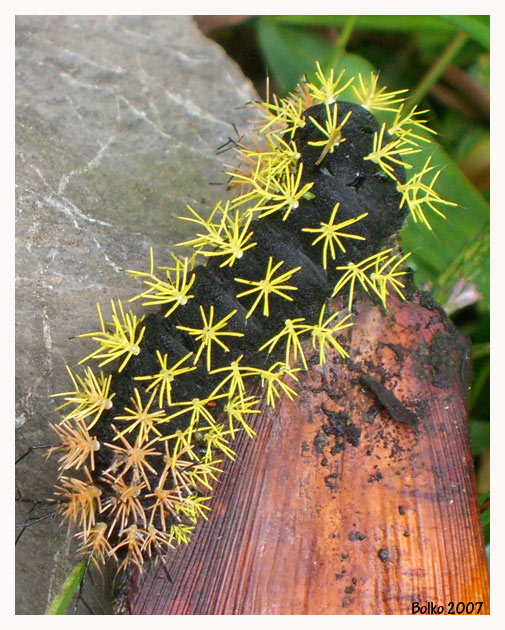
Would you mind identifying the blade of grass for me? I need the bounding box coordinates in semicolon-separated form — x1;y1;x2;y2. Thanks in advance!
472;343;490;359
406;30;469;108
255;17;332;92
275;15;461;34
324;15;357;68
45;559;87;614
438;15;490;50
479;492;490;543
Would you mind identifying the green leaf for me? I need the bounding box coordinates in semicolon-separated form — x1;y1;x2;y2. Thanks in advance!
274;14;489;50
469;420;490;456
45;560;87;615
479;491;490;504
255;17;376;99
255;17;332;92
433;224;489;312
438;15;490;50
472;343;490;359
275;15;462;33
478;491;490;544
470;360;490;413
398;144;490;308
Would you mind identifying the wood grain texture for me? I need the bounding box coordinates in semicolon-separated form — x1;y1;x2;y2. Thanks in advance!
123;292;489;614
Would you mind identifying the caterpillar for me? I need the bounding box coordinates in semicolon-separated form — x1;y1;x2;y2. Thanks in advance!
44;64;456;592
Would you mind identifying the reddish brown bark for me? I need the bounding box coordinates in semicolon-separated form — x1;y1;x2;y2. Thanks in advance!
123;292;489;614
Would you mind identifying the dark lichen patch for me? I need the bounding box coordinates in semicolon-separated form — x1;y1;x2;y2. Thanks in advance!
320;405;362;448
386;430;408;462
310;393;367;486
427;329;459;388
367;423;397;461
310;383;342;405
378;549;389;563
367;467;383;483
313;430;329;455
305;403;314;424
348;530;366;541
364;404;380;424
324;473;339;491
418;290;440;312
412;397;428;422
427;328;470;389
344;577;358;597
401;267;417;302
330;442;346;456
414;292;472;390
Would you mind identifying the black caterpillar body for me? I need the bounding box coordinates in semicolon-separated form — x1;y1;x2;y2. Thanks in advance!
90;101;406;534
49;65;456;579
